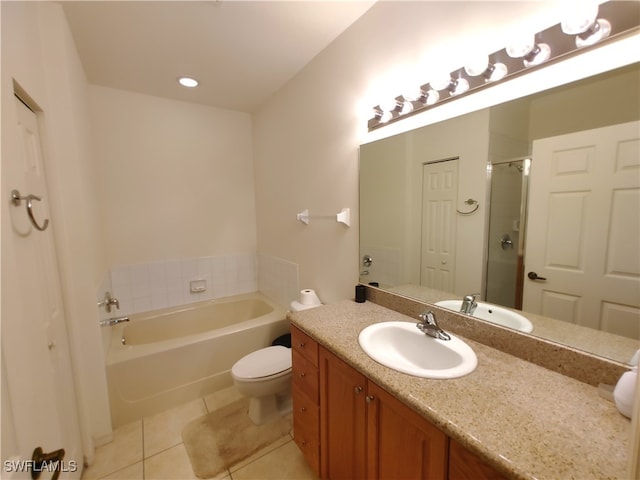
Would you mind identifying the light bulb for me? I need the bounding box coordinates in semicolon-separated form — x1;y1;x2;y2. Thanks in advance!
561;3;610;48
379;98;400;113
400;101;414;115
523;43;550;67
464;56;489;77
561;4;599;35
576;19;611;47
379;110;393;124
402;85;424;103
429;74;453;92
506;36;536;58
178;76;199;88
424;90;439;106
450;78;469;96
486;63;508;82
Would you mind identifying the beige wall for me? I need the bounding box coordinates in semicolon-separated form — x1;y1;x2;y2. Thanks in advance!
252;1;567;303
529;65;640;140
89;86;256;266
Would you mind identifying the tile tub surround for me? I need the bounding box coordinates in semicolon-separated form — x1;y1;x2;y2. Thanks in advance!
288;301;632;480
105;254;299;316
109;255;258;315
366;286;631;387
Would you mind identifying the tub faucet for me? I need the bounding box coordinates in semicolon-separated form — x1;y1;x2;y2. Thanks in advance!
100;316;129;327
416;311;451;341
460;294;478;315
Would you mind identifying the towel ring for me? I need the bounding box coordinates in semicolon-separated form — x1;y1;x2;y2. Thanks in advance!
456;198;480;215
11;189;50;231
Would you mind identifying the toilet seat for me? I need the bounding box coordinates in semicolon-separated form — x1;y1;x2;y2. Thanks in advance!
232;345;292;381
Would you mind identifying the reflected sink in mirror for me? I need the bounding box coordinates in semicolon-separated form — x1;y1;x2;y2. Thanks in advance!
358;321;477;379
435;300;534;333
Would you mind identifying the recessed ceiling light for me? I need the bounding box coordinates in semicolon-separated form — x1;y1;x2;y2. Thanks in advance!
178;76;199;88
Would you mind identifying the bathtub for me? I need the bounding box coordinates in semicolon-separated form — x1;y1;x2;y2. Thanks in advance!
106;292;289;427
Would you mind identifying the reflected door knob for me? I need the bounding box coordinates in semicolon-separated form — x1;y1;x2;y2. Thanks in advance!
527;271;547;281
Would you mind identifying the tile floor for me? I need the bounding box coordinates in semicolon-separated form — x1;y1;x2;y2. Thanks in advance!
82;387;318;480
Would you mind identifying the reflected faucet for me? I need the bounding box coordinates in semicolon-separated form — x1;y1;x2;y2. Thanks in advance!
460;294;478;315
416;311;451;341
360;254;373;276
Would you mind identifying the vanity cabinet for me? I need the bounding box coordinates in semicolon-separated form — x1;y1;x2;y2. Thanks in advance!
319;346;448;479
291;326;320;475
448;439;508;480
292;327;506;480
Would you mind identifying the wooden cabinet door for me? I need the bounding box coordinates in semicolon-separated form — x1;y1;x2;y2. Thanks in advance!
449;439;508;480
319;347;367;479
367;381;447;480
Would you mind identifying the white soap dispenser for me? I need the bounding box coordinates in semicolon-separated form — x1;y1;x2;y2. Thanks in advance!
613;350;639;419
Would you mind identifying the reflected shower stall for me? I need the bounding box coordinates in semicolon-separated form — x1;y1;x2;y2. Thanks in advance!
485;158;531;309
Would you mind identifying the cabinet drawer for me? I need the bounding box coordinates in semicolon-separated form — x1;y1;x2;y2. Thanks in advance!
294;418;320;474
293;383;319;435
293;385;320;475
292;349;319;402
291;326;318;366
292;343;320;476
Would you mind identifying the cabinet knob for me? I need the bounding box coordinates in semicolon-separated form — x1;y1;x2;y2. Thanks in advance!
366;395;375;404
300;406;307;412
299;342;306;348
354;386;363;395
299;372;306;378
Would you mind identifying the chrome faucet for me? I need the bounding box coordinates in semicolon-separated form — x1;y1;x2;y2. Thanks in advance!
460;294;478;315
100;316;129;327
416;311;451;341
97;291;120;313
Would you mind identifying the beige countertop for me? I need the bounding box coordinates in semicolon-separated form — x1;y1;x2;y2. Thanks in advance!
288;300;632;480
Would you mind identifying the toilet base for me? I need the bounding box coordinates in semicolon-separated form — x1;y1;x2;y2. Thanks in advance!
247;391;292;425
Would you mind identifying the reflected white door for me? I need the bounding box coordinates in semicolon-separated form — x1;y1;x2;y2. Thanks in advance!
420;160;458;292
1;96;83;478
523;121;640;339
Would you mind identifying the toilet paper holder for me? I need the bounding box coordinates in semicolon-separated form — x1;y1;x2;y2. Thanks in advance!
296;208;350;227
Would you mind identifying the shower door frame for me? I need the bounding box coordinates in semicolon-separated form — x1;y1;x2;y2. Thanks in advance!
483;157;532;310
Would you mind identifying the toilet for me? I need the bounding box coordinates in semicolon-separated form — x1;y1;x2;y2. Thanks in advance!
231;345;292;425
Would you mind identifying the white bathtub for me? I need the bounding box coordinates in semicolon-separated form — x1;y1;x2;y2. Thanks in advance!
106;292;289;427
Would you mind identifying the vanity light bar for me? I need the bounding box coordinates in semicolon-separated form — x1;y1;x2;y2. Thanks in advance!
368;1;640;131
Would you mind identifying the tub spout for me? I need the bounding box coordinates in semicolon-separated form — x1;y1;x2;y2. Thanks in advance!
100;316;129;327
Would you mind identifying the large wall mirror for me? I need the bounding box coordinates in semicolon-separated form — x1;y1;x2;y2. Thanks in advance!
359;62;639;365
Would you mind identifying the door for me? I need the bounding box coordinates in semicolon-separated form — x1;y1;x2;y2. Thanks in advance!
319;347;367;479
1;95;83;477
420;159;458;292
485;159;530;309
523;121;640;338
366;382;447;480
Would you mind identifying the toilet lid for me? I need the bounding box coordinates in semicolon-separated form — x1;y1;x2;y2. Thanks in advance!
232;346;292;379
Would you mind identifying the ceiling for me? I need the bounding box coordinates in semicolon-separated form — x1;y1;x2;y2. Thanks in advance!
61;1;376;113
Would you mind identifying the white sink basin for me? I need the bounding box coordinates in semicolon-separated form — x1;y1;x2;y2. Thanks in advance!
358;321;477;379
435;300;534;333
